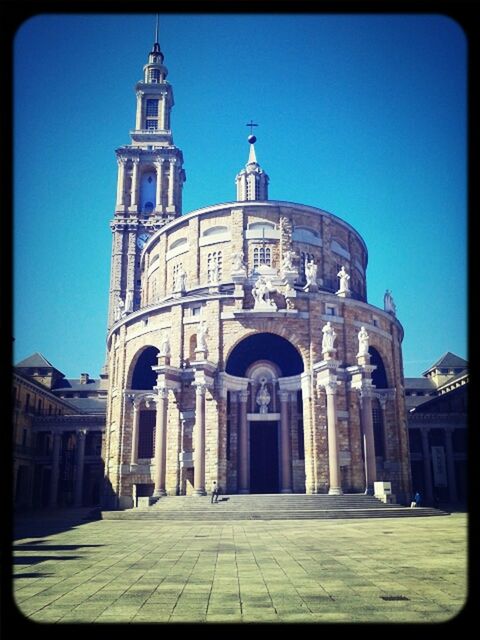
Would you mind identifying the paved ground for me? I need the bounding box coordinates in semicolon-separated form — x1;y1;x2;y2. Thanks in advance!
11;512;468;624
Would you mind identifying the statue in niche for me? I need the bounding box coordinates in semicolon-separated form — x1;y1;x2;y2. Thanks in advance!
252;275;276;309
256;377;271;414
384;289;397;315
357;326;369;356
159;331;171;357
125;290;134;313
281;249;296;272
304;258;318;289
337;265;350;293
322;321;337;353
176;266;187;293
231;250;246;272
114;297;125;321
196;319;208;352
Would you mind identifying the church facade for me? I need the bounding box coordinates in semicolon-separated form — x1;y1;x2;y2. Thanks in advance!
103;38;411;509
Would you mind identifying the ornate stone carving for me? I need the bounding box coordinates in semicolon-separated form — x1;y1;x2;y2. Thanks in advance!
252;275;277;310
114;296;125;321
256;377;271;414
281;249;296;272
125;290;134;313
231;250;246;273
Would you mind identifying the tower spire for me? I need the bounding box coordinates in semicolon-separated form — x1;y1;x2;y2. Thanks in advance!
235;125;269;201
155;14;159;45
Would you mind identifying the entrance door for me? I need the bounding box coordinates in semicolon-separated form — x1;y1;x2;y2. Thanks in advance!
250;421;279;493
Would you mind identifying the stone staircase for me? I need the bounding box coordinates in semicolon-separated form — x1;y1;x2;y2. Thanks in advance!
101;494;450;521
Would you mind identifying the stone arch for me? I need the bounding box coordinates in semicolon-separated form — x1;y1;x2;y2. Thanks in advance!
369;346;389;389
128;345;159;390
225;332;304;377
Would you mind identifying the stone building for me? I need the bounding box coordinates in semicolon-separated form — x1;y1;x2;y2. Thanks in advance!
13;353;106;509
103;36;412;509
406;353;468;505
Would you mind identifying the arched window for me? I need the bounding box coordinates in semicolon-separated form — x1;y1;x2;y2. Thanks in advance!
207;251;222;283
149;69;160;83
140;171;156;212
369;347;389;388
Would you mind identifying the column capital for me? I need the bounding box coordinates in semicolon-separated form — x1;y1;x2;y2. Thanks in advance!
194;383;207;397
76;428;88;438
169;157;177;165
324;381;339;396
239;390;249;403
117;156;127;166
156;387;169;401
131;157;140;165
154;158;165;166
278;391;290;403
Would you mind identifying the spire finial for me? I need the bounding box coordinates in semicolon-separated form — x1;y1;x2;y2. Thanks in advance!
155;14;159;45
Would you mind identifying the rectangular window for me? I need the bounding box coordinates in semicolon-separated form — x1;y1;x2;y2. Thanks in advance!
138;410;156;458
149;69;160;83
325;305;336;316
146;99;159;116
145;119;158;130
191;306;202;316
25;393;30;411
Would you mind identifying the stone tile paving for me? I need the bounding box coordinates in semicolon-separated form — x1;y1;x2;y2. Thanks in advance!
11;514;468;624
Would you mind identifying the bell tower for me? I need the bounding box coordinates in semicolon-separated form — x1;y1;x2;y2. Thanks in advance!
108;25;186;328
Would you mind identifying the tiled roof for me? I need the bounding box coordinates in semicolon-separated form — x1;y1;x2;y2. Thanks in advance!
15;352;57;369
422;352;468;375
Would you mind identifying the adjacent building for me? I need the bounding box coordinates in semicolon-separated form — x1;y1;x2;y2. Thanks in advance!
13;353;106;509
406;353;468;505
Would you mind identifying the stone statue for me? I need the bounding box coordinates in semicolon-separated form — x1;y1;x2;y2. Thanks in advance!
337;265;350;293
322;321;337;353
231;250;246;272
159;331;171;357
384;289;397;315
255;377;271;414
196;319;208;352
114;297;124;321
357;326;369;356
304;258;318;289
281;249;296;272
210;260;220;284
125;290;134;313
252;275;276;309
176;266;187;293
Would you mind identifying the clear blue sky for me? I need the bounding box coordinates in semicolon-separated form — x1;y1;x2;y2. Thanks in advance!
13;13;467;379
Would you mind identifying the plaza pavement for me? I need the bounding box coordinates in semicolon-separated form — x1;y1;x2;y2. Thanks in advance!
11;511;468;624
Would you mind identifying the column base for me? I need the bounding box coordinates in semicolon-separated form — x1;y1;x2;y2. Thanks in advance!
153;489;167;498
328;487;343;495
364;486;374;496
192;489;206;496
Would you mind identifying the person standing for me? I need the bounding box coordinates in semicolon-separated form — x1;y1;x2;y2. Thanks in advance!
211;481;219;504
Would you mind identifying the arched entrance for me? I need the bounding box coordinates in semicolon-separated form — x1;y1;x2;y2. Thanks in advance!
225;333;304;494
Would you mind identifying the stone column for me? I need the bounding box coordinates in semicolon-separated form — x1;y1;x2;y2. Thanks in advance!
73;429;87;507
155;159;164;212
360;390;377;494
130;400;140;465
193;384;207;496
421;428;434;503
153;388;168;497
167;158;176;210
325;382;342;495
238;390;250;494
135;91;143;130
279;391;293;493
130;158;140;211
49;432;62;508
445;428;458;503
116;157;126;209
